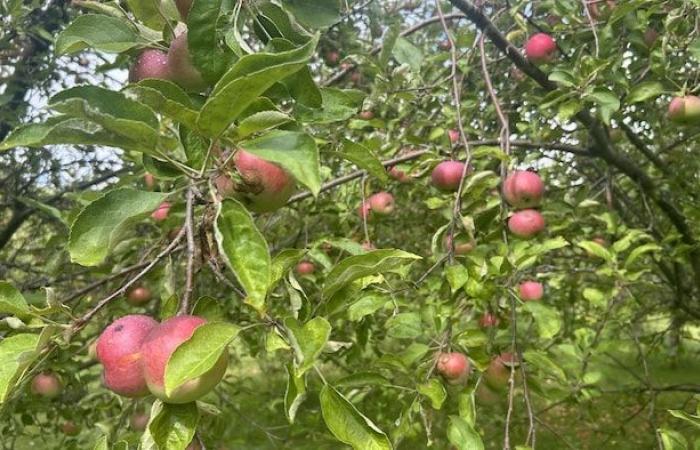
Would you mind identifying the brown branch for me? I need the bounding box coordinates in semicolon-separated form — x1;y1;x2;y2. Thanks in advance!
179;185;196;315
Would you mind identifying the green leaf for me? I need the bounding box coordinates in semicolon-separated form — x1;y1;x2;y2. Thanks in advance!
669;410;700;429
93;435;108;450
392;37;423;72
55;15;144;55
447;416;484;450
324;249;421;299
197;36;318;137
523;350;567;382
339;139;389;183
587;88;620;125
235;111;293;139
270;249;305;288
319;385;392;450
627;82;665;104
126;79;199;129
548;71;577;88
578;240;614;262
0;282;30;318
658;428;688;450
445;264;469;293
267;38;322;108
625;243;662;268
164;322;238;396
285;317;331;375
386;313;422;339
188;0;236;83
335;372;390;388
214;199;271;312
284;364;307;423
125;0;164;29
297;88;365;123
284;0;341;28
418;379;447;410
379;25;400;68
347;294;389;321
0;334;40;403
50;86;160;153
523;302;561;339
458;392;477;426
141;401;199;450
68;188;169;266
241;130;321;196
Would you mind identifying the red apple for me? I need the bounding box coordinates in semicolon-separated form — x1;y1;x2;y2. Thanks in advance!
436;352;470;385
361;241;376;251
296;261;315;276
324;50;340;66
144;172;156;190
130;412;150;431
151;202;171;221
126;286;152;306
438;40;451;51
96;315;158;397
502;170;544;209
167;33;207;92
61;421;80;436
368;192;395;215
388;166;411;183
128;50;170;83
431;161;470;192
444;234;475;255
519;281;544;301
479;313;500;328
484;352;520;390
359;110;374;120
524;33;557;65
233;150;295;213
357;201;372;220
643;29;659;48
350;71;362;83
175;0;193;20
448;129;460;144
507;209;545;238
142;315;228;403
31;372;62;398
668;96;700;124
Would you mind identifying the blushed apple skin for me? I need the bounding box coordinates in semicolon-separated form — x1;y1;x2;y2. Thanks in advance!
142;315;228;404
128;49;170;83
431;161;469;192
668;96;700;124
479;313;500;328
152;202;171;221
232;150;295;213
444;234;476;255
502;170;544;209
130;412;150;431
368;192;395;215
508;209;545;238
127;286;152;306
484;352;520;390
31;372;62;398
436;352;470;385
96;314;158;397
519;281;544;301
357;201;372;220
167;33;207;92
525;33;556;65
296;261;315;276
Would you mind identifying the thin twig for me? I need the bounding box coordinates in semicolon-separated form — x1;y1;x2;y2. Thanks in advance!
180;184;196;315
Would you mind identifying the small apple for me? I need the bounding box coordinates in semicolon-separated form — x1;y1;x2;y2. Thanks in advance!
142;315;228;403
357;201;372;221
130;412;150;431
31;372;62;398
431;160;470;192
502;170;544;209
368;192;395;215
126;286;152;306
479;313;500;328
643;29;659;48
484;352;520;390
144;172;156;190
436;352;470;385
361;241;376;251
444;234;475;255
61;421;80;436
350;71;362;84
592;236;607;246
518;281;544;301
448;129;460;144
388;166;411;183
524;33;557;65
168;33;207;92
96;315;158;397
507;209;545;238
233;150;296;213
128;50;170;83
295;261;315;276
359;110;374;120
438;40;451;51
324;50;340;66
151;202;171;221
668;96;700;124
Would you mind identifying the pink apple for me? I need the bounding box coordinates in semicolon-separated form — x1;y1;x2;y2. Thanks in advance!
357;201;372;220
167;33;207;92
128;49;170;83
519;281;544;301
130;412;150;431
444;234;476;255
151;202;171;221
359;110;374;120
144;172;156;190
525;33;556;65
368;192;395;215
508;209;545;238
295;261;315;276
448;129;460;144
502;170;544;209
668;96;700;124
479;313;500;328
142;315;228;403
96;315;158;397
388;166;411;183
31;372;62;398
436;352;470;385
484;352;520;390
233;150;296;213
126;286;152;306
431;160;470;192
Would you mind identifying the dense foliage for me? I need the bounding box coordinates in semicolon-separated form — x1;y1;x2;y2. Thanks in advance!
1;1;700;449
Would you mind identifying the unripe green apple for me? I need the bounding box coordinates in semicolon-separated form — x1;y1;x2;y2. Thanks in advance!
142;315;228;403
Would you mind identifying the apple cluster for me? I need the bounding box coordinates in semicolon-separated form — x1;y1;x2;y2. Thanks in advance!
95;314;227;403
